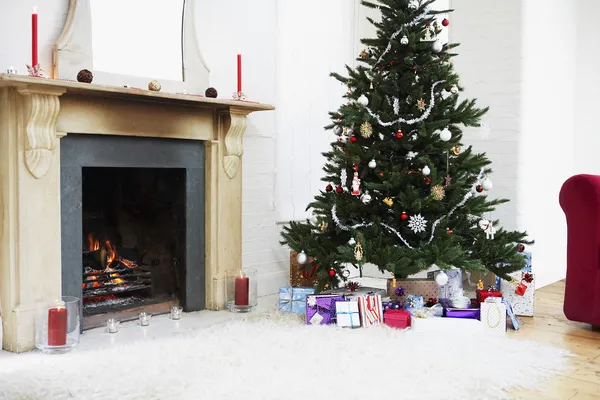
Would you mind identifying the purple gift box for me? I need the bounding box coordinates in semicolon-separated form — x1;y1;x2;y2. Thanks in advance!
306;295;345;325
445;308;481;320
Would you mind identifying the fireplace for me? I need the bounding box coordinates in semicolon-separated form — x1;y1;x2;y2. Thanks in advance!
61;134;205;329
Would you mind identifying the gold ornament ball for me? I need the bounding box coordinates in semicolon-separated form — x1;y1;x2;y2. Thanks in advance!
452;146;461;155
148;80;162;91
431;185;446;201
360;122;373;138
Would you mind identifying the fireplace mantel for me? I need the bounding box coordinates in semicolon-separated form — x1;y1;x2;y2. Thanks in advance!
0;74;274;352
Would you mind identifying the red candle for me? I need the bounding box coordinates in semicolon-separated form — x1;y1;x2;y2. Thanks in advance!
234;273;249;306
237;52;242;93
32;7;38;67
48;307;67;346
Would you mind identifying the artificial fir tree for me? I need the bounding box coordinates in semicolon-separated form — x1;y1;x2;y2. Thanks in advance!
281;0;532;291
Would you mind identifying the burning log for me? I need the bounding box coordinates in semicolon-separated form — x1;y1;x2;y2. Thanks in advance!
83;249;106;271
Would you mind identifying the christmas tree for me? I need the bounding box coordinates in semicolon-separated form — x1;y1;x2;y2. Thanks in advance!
281;0;532;291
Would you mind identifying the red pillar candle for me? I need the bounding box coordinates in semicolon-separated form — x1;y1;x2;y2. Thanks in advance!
234;272;249;306
237;52;242;93
48;307;67;346
32;7;38;67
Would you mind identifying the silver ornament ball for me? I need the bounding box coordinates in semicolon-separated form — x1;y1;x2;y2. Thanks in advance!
333;126;343;136
297;251;308;265
368;159;377;169
348;238;356;246
347;128;354;136
432;40;443;53
435;270;449;286
450;85;459;94
422;166;431;176
439;128;452;142
482;178;493;191
357;95;369;106
361;193;372;204
400;35;409;45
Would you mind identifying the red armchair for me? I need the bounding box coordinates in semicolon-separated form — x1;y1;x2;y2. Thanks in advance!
559;174;600;327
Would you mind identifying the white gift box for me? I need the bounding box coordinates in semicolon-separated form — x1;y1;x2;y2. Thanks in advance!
480;298;507;336
500;272;535;317
411;317;483;334
335;301;361;329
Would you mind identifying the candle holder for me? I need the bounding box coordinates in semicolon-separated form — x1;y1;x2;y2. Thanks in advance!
25;63;44;78
5;67;18;74
138;312;152;326
35;296;80;354
170;306;183;320
106;318;120;333
225;268;258;313
232;91;247;101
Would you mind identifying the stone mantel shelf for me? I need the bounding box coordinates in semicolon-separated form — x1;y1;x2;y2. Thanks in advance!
0;74;275;112
0;73;274;353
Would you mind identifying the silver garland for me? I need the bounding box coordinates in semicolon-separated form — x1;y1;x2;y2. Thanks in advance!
427;168;486;243
381;223;414;249
375;12;429;67
340;169;348;189
331;204;373;231
393;97;400;115
366;81;445;127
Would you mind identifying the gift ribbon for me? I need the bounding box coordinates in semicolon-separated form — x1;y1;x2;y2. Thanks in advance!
337;310;359;328
301;264;318;279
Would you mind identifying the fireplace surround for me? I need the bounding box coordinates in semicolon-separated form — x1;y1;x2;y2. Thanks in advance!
0;74;274;352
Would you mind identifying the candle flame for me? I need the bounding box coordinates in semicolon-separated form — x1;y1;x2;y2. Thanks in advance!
33;6;38;13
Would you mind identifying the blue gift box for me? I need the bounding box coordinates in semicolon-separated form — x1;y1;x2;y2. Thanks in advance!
278;286;316;313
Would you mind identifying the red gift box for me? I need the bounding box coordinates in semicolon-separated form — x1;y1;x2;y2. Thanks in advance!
476;289;502;303
384;309;411;329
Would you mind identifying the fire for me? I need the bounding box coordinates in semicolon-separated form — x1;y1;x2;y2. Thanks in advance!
83;234;136;289
88;233;100;251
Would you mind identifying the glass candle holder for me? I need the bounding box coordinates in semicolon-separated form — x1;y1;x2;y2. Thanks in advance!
106;318;120;333
35;296;80;354
225;268;258;313
170;306;183;320
139;312;151;326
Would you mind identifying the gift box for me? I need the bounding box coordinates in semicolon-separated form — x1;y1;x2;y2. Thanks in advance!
500;271;535;317
411;316;484;334
387;278;438;302
476;288;502;303
336;301;360;328
445;308;480;320
403;294;425;315
323;286;387;299
480;297;507;336
521;251;532;273
278;286;316;314
462;271;498;298
290;251;319;287
384;309;411;329
306;295;345;325
357;294;384;327
427;269;462;300
504;298;521;330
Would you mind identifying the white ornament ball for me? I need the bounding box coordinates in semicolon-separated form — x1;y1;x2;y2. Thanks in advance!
422;166;431;176
361;193;372;204
400;35;409;45
439;128;452;142
333;126;343;136
357;95;369;106
368;159;377;169
432;40;443;53
348;238;356;246
297;251;308;265
347;128;354;136
435;270;449;286
482;178;493;191
450;85;459;94
478;219;490;231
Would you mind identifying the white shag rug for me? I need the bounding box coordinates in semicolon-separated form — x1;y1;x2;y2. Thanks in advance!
0;313;572;400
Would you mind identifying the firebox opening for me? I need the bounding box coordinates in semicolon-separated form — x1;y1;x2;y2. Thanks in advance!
81;167;186;320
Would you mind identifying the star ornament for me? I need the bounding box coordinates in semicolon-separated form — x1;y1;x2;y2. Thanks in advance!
417;98;426;111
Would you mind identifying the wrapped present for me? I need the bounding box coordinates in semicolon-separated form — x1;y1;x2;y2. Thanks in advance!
445;307;481;320
403;295;425;315
462;271;498;298
476;288;502;303
521;251;532;272
387;278;438;302
504;298;521;330
336;301;360;328
411;315;484;334
306;295;345;325
480;297;507;336
323;286;387;299
278;286;316;314
382;299;403;311
427;269;462;300
357;294;384;327
500;271;535;316
290;251;318;287
384;309;411;329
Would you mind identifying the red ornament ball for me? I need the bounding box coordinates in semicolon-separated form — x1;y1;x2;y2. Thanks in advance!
326;184;333;192
447;229;454;235
336;186;343;194
519;244;526;252
379;172;385;177
476;185;484;193
442;18;450;27
400;212;409;221
328;268;336;277
396;130;404;139
350;136;357;143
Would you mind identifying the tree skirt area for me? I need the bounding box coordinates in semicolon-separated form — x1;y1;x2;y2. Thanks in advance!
0;312;572;400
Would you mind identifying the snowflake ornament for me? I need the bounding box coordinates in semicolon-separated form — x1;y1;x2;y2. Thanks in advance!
408;214;428;233
406;151;418;160
307;296;317;307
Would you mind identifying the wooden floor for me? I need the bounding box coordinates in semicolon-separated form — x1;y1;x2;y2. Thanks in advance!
511;280;600;399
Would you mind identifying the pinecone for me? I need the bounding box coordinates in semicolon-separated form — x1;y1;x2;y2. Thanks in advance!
205;87;218;98
148;80;161;91
76;69;93;84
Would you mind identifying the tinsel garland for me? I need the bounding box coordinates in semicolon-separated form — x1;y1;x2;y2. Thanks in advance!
366;81;445;127
381;223;414;249
331;204;373;231
340;169;348;189
374;11;429;67
426;168;485;243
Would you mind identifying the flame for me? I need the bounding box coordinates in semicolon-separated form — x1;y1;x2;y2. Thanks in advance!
88;233;100;251
85;234;134;288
